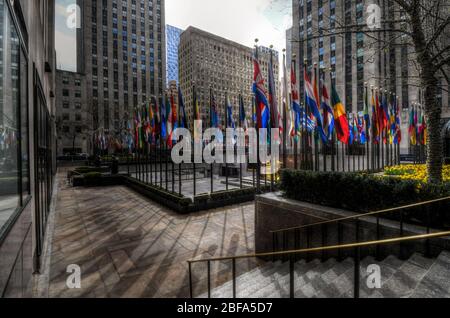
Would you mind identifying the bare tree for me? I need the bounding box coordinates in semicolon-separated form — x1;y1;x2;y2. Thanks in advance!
291;0;449;183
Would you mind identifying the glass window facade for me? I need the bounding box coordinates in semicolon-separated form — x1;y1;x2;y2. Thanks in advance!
166;24;182;85
0;0;30;237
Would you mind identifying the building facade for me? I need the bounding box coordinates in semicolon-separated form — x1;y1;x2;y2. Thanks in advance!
77;0;166;152
55;70;88;156
291;0;449;153
0;0;56;297
178;26;279;130
166;24;182;85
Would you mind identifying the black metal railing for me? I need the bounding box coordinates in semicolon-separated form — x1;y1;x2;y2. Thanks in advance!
270;196;450;261
187;231;450;299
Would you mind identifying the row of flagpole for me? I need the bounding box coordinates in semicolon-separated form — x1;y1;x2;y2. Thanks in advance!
90;40;429;198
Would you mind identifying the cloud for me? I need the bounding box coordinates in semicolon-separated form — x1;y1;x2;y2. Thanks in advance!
55;0;77;71
55;29;77;71
166;0;292;58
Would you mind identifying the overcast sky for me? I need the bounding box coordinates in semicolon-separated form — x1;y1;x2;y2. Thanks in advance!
55;0;292;72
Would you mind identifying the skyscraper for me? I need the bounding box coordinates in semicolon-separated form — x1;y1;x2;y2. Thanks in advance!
77;0;166;142
178;26;279;130
166;24;183;85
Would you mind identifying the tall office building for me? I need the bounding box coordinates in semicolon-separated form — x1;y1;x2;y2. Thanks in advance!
291;0;449;152
166;24;183;85
77;0;166;142
178;26;279;130
286;27;293;73
56;70;88;155
0;0;56;297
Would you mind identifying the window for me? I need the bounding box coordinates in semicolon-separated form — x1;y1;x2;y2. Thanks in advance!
0;2;30;237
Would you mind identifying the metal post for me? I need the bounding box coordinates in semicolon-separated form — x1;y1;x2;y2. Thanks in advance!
188;262;193;298
207;260;211;299
290;255;295;299
232;259;237;299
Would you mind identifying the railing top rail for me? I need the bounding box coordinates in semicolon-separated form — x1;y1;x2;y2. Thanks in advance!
187;231;450;264
270;196;450;234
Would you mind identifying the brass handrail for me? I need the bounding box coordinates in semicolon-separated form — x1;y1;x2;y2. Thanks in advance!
187;231;450;264
269;196;450;234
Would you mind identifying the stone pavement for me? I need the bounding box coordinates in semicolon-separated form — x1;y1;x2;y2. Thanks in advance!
43;171;259;298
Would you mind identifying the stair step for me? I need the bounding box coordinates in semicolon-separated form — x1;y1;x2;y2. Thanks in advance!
264;259;337;298
410;251;450;298
243;259;322;298
376;253;435;298
199;261;282;298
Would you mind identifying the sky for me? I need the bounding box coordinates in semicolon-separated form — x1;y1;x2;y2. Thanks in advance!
55;0;292;72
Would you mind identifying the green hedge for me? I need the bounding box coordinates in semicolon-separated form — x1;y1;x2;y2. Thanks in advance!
280;169;450;215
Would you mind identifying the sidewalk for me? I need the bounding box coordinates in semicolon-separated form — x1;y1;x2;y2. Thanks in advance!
39;170;258;298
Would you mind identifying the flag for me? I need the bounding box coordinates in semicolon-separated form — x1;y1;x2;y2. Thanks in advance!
167;93;178;147
148;102;155;143
358;115;367;145
393;97;402;145
268;55;281;132
253;54;270;129
409;106;417;146
226;95;236;129
304;69;327;143
290;64;302;138
161;95;167;140
348;115;355;145
210;91;220;129
364;88;371;130
178;87;188;129
194;87;201;121
330;83;350;144
239;95;248;131
320;77;335;142
282;54;293;141
372;91;379;144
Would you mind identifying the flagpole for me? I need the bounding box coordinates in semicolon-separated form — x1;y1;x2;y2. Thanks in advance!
321;66;327;172
365;84;370;173
255;39;261;193
292;55;299;170
313;63;319;172
224;90;229;191
193;83;197;197
210;87;214;194
282;49;287;170
269;45;275;191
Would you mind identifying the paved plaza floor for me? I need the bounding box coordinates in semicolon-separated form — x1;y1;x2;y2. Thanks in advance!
41;171;259;298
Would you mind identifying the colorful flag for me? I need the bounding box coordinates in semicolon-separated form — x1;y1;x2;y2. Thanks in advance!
304;69;327;143
364;87;371;130
330;83;350;144
358;115;367;145
178;87;188;129
372;91;379;144
239;95;248;131
320;77;335;142
268;56;278;128
161;95;167;139
290;64;302;138
393;97;402;145
226;95;236;129
210;91;220;129
253;54;270;129
409;106;417;146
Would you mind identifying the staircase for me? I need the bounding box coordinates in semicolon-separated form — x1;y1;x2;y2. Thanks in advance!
198;251;450;298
